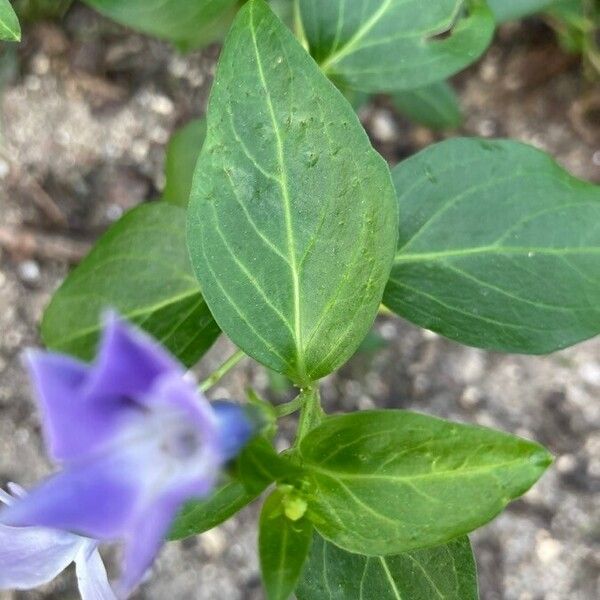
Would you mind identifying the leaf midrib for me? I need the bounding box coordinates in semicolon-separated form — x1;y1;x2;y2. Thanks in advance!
306;455;540;484
249;2;306;381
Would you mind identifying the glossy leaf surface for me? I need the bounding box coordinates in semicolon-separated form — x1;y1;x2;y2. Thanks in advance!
384;138;600;354
188;0;398;384
297;533;478;600
42;203;220;366
299;410;552;555
299;0;495;92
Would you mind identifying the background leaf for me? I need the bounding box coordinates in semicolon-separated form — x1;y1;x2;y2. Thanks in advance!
259;490;313;600
488;0;558;22
170;479;261;540
298;0;494;92
391;81;463;130
299;410;552;555
187;0;398;384
82;0;239;51
163;118;206;208
297;533;478;600
384;138;600;354
0;0;21;41
42;202;220;366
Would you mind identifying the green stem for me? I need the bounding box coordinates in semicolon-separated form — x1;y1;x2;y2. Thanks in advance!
199;349;246;392
274;395;304;418
295;387;325;443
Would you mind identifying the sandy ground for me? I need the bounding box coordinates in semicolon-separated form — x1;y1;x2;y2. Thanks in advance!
0;5;599;600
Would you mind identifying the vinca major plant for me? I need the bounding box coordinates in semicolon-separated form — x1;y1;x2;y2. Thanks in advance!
1;1;599;599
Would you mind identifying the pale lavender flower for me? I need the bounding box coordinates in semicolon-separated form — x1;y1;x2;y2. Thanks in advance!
0;483;115;599
0;313;254;598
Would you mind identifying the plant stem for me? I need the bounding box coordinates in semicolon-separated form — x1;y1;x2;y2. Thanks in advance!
295;387;325;442
274;395;305;418
199;349;246;392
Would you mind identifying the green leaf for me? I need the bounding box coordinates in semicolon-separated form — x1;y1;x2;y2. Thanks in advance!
297;533;478;600
488;0;558;22
170;479;261;540
187;0;398;384
391;81;462;130
299;410;552;556
42;202;220;366
298;0;494;92
163;118;206;208
82;0;239;51
384;138;600;355
0;0;21;41
238;436;303;494
260;490;313;600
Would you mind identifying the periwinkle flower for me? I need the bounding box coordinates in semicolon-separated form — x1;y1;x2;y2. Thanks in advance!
0;483;115;599
0;313;255;597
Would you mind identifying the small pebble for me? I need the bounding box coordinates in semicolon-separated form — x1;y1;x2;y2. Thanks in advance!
579;362;600;387
17;260;40;285
535;533;562;564
556;454;578;474
370;110;397;143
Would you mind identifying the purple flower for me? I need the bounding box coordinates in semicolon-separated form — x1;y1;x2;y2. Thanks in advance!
0;313;254;598
0;483;115;599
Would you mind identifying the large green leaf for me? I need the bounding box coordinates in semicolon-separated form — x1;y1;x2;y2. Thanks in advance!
384;138;600;354
0;0;20;41
42;202;220;366
298;0;494;92
297;533;478;600
163;118;206;208
260;490;313;600
391;81;462;130
187;0;398;384
488;0;558;22
299;410;551;555
83;0;239;51
170;479;261;540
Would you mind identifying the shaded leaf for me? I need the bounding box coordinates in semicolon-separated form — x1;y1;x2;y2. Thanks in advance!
163;118;206;208
488;0;557;22
0;0;20;41
187;0;397;384
170;479;260;540
384;138;600;354
299;410;552;555
260;490;313;600
391;80;462;130
297;533;478;600
42;202;220;367
83;0;239;51
299;0;494;92
238;436;303;494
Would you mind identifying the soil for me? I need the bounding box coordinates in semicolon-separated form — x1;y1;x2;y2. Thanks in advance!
0;5;599;600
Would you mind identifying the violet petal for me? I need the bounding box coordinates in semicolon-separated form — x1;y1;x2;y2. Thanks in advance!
212;401;255;460
116;497;180;598
0;456;141;539
84;312;182;401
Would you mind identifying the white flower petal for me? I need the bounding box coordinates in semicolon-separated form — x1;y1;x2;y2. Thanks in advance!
0;522;81;589
75;541;117;600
